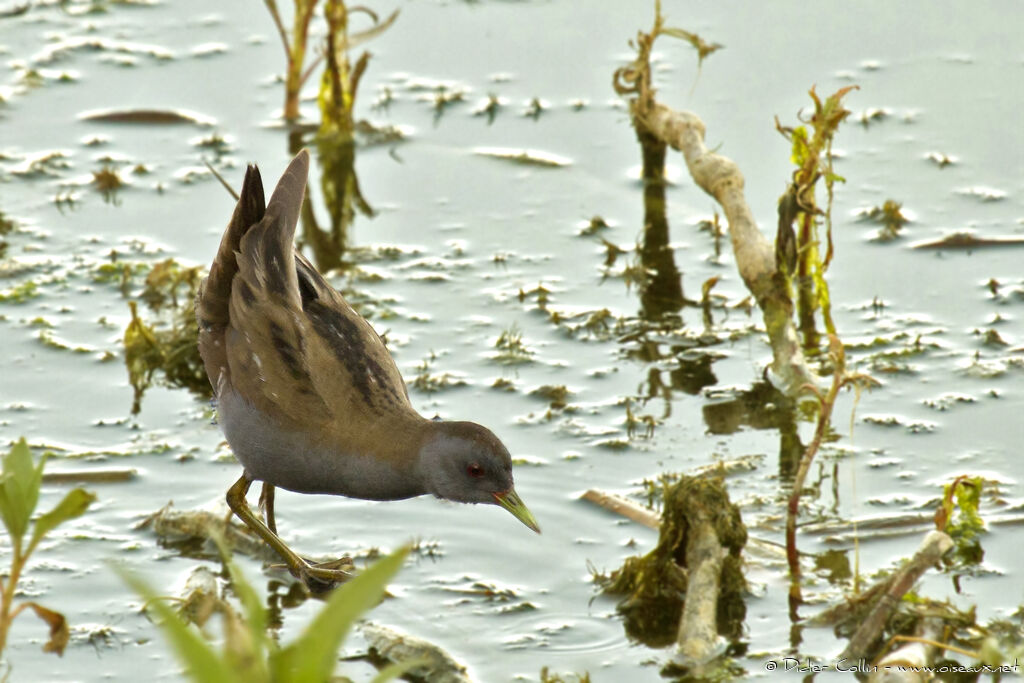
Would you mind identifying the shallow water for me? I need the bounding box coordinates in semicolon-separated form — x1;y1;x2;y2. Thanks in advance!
1;1;1022;680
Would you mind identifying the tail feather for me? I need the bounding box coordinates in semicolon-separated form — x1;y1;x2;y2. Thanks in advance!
237;149;309;312
196;164;266;331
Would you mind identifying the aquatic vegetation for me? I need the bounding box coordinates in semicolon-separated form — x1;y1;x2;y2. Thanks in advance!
539;667;591;683
786;336;878;583
0;211;13;258
91;164;123;204
120;542;413;682
472;93;504;124
775;84;857;353
411;352;467;394
614;1;815;394
492;324;534;365
0;438;95;660
262;0;397;125
596;476;746;657
319;2;399;136
0;279;39;303
936;475;985;569
859;198;909;241
123;258;209;414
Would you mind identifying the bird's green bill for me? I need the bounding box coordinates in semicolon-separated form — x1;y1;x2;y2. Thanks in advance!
495;489;541;534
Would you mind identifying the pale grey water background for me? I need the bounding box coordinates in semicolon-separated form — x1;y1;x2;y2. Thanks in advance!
1;1;1022;680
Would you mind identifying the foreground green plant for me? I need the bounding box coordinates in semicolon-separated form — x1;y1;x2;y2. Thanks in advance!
0;438;96;659
121;543;414;682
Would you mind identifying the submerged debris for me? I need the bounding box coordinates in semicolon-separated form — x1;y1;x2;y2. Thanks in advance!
361;622;471;683
473;147;572;168
79;108;215;127
597;477;746;654
137;503;269;561
911;231;1024;250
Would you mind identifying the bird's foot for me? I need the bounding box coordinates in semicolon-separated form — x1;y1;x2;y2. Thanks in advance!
273;555;355;594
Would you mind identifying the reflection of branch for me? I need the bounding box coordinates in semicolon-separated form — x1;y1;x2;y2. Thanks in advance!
636;103;814;395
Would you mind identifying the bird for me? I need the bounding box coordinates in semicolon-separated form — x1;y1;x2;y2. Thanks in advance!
195;149;539;589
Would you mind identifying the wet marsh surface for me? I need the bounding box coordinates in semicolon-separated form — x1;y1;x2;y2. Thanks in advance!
1;1;1023;680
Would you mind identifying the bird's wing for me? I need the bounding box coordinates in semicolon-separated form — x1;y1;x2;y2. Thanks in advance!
224;151;413;434
293;251;413;417
225;151;329;427
196;163;265;386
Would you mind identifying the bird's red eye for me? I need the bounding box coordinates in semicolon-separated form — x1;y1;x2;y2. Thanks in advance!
467;463;484;478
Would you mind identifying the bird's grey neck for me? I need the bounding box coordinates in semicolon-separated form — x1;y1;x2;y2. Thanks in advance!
414;425;471;500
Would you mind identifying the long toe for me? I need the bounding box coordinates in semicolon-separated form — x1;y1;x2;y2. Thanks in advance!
299;560;354;594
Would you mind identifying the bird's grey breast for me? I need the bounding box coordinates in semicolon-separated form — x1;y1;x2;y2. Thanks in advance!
217;384;424;501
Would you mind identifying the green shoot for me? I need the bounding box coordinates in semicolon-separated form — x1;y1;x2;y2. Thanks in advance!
0;438;96;658
120;540;412;682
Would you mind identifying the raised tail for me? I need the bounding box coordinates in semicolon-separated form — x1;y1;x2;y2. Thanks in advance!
196;149;310;396
196;163;266;334
235;148;309;313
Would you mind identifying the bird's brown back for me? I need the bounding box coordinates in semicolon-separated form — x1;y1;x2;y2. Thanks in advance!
196;151;428;465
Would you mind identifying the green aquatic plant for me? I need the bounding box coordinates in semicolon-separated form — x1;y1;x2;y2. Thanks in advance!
775;85;858;354
263;0;319;122
262;0;397;125
0;280;39;304
91;164;123;204
0;438;95;660
861;198;909;242
935;475;985;569
120;543;414;682
0;210;13;258
492;324;534;365
123;258;209;414
319;2;398;137
785;335;878;588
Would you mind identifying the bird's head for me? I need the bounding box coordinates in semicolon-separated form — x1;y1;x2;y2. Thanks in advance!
418;420;540;533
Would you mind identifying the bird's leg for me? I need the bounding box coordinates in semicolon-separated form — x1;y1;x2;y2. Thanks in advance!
226;474;352;591
258;482;277;534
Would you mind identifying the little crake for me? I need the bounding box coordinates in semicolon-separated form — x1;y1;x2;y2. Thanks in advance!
196;150;539;588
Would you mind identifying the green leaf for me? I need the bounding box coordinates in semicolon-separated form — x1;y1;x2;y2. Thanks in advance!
272;546;410;681
209;531;272;677
0;438;45;543
117;565;241;683
28;488;96;556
